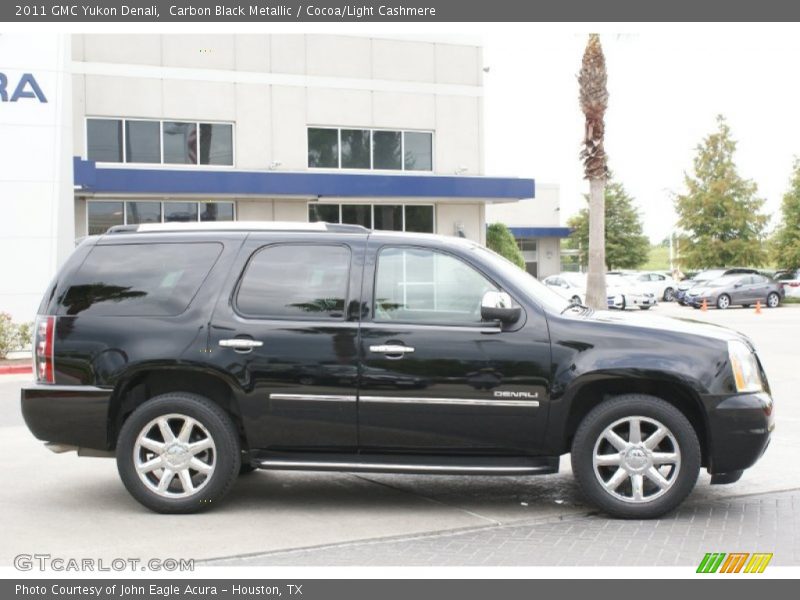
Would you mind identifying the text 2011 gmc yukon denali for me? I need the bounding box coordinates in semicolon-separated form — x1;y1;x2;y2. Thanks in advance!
21;222;774;517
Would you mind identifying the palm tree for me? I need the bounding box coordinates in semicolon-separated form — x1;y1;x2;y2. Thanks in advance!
578;34;609;309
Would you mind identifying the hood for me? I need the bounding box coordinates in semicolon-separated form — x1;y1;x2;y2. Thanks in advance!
569;307;746;344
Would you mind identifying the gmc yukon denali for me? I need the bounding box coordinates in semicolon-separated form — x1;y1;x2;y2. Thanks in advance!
21;223;774;517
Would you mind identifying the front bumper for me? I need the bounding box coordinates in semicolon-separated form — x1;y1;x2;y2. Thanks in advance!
627;294;657;307
21;384;112;451
703;392;774;474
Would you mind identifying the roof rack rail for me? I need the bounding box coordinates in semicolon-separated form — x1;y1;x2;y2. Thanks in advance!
105;222;370;234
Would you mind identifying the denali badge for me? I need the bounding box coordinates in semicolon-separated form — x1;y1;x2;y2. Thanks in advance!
494;390;539;399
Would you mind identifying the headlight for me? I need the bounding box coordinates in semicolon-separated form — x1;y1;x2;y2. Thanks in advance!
728;340;763;393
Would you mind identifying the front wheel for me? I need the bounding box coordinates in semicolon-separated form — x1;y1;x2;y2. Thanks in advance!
571;394;701;519
767;292;781;308
116;393;241;513
716;294;731;310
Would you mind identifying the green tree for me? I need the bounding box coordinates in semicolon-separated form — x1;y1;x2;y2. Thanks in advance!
486;223;525;269
566;179;650;270
674;115;768;268
772;158;800;271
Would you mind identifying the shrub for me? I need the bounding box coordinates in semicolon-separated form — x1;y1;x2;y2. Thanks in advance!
486;223;526;270
0;313;33;359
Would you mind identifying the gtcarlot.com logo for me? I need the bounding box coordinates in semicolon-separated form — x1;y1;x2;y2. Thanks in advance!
14;553;194;572
696;552;773;573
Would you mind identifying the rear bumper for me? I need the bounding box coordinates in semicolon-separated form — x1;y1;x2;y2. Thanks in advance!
704;392;774;474
21;385;112;451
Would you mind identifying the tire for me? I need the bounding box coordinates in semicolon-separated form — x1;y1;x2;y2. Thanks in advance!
663;288;674;302
571;394;701;519
716;294;731;310
571;295;581;305
743;304;750;308
116;392;241;514
639;306;651;311
620;297;627;311
767;292;781;308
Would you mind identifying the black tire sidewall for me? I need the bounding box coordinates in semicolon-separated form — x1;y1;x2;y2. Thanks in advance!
571;394;701;519
116;393;241;514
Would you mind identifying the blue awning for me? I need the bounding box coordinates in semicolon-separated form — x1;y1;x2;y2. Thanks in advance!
73;158;535;201
508;226;572;238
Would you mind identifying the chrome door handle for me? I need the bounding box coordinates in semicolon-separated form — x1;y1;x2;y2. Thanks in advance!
370;345;415;354
219;339;263;351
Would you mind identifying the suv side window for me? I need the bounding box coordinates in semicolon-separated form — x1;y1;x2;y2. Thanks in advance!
60;242;222;316
236;244;351;320
374;247;498;324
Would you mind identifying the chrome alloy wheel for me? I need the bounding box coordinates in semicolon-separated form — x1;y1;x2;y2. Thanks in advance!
133;413;216;498
592;416;681;504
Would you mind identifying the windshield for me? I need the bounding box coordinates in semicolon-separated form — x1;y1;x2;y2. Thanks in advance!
472;246;572;312
695;269;726;281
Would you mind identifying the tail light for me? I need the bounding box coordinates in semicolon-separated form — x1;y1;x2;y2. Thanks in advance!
34;315;55;384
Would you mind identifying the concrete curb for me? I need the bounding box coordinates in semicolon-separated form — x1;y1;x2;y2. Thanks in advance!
0;364;32;375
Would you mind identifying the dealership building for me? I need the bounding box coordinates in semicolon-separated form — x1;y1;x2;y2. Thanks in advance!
1;33;571;321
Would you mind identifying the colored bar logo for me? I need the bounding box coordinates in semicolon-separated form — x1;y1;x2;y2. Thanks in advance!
697;553;773;573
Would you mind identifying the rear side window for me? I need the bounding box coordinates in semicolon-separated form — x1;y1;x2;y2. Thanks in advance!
60;243;222;316
236;244;351;320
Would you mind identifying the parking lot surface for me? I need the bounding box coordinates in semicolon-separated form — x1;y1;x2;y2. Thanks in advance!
1;302;798;567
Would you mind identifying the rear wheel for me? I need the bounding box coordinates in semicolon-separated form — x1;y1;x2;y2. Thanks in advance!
116;392;241;513
716;294;731;310
639;306;651;311
663;288;674;302
571;394;701;519
767;292;781;308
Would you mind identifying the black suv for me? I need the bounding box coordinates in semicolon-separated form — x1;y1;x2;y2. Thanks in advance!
21;223;774;518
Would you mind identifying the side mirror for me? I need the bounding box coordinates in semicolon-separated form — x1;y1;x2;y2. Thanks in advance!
481;291;521;324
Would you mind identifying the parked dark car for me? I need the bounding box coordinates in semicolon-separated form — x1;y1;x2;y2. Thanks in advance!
675;268;759;305
685;274;784;309
21;223;774;519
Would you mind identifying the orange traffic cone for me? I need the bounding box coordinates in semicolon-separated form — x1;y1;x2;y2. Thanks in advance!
755;300;762;314
701;298;708;312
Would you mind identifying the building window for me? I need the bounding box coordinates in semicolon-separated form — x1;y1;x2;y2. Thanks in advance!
87;200;235;235
87;119;123;163
124;120;160;164
164;201;198;222
403;131;433;171
373;131;402;170
308;203;434;233
87;201;124;235
199;123;234;166
307;127;433;172
126;201;162;225
307;128;339;168
87;118;233;166
163;122;197;165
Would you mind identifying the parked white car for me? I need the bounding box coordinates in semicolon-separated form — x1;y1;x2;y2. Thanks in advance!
543;273;586;305
776;268;800;298
607;273;658;310
609;270;678;302
544;273;626;310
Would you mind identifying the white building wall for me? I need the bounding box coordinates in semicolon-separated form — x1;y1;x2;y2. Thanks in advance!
0;34;73;322
485;183;561;227
71;34;485;177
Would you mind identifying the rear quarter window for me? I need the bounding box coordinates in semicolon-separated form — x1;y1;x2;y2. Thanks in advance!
59;242;222;316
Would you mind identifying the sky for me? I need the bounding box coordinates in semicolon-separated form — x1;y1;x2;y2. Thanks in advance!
481;26;800;243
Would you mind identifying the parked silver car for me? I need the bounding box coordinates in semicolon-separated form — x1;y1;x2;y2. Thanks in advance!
685;273;784;309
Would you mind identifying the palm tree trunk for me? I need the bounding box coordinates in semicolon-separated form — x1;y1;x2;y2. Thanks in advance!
586;177;606;309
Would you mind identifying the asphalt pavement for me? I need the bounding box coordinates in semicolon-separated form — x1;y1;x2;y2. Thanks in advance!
1;302;798;567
